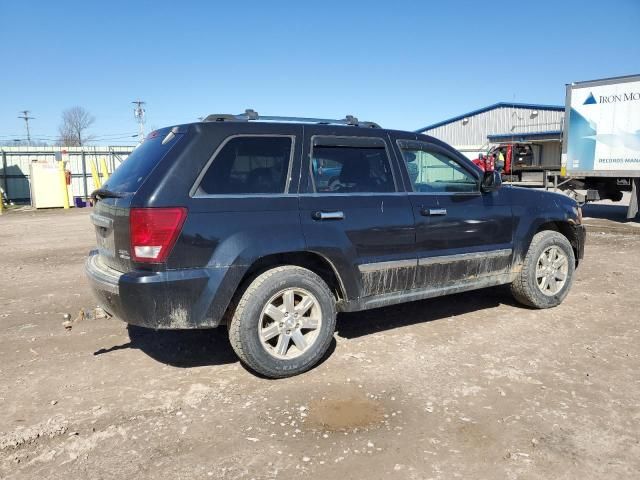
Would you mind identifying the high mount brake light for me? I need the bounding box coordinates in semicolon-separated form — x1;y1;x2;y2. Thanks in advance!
130;208;187;263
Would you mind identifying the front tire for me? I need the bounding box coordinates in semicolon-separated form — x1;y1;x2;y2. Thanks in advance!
511;230;576;309
228;266;336;378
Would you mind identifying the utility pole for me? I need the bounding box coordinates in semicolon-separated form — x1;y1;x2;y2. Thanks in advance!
18;110;34;146
132;100;146;142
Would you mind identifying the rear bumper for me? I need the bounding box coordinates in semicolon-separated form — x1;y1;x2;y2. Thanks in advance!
85;251;240;329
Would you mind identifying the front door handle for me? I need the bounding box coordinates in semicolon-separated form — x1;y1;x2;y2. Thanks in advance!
312;211;345;221
420;208;447;216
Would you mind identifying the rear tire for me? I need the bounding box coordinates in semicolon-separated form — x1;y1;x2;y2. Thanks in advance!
511;230;575;309
228;266;336;378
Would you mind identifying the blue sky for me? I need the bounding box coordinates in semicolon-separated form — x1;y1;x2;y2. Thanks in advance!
1;0;639;144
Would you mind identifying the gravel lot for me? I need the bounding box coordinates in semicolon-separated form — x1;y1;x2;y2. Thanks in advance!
1;203;639;479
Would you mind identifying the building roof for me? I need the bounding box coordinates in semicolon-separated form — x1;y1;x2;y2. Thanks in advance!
487;130;562;142
416;102;564;133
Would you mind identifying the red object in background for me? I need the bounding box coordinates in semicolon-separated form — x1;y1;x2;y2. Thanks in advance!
472;155;495;172
473;144;519;174
503;144;513;174
65;170;72;185
472;157;486;171
486;155;495;172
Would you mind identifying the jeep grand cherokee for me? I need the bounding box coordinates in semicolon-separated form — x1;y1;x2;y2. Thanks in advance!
86;111;585;378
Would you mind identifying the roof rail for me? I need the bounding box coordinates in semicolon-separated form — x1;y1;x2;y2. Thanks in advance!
203;109;380;128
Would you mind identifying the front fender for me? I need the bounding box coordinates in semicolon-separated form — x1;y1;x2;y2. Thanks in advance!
510;188;581;265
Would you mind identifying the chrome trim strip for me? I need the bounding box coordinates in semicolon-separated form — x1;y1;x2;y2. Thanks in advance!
186;192;412;199
191;193;294;199
90;213;113;229
418;249;512;266
429;208;447;216
357;249;512;273
314;211;345;220
298;192;408;197
407;191;482;197
358;259;417;273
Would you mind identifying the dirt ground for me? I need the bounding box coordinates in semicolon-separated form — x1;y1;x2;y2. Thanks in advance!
1;202;639;480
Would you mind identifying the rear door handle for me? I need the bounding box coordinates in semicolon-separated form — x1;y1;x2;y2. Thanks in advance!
420;208;447;216
312;211;345;221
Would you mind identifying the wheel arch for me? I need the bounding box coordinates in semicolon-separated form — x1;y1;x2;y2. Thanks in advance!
217;251;350;327
532;220;580;265
240;251;347;302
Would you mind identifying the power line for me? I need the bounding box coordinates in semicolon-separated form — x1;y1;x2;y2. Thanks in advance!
91;132;139;139
17;110;35;146
0;132;137;138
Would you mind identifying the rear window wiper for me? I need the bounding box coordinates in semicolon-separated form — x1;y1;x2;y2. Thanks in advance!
91;188;122;201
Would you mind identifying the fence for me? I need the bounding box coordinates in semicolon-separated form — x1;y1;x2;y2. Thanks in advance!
0;146;136;203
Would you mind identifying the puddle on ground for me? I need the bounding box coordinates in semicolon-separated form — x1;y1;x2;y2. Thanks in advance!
305;394;385;431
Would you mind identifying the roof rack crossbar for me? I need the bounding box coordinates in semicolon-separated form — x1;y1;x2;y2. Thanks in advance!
203;109;380;128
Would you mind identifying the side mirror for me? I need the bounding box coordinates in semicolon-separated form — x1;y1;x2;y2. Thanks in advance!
481;170;502;193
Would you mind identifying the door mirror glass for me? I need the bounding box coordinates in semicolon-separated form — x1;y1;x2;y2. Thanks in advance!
481;170;502;193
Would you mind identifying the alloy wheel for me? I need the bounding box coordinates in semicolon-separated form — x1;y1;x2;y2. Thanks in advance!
536;246;569;296
258;288;322;359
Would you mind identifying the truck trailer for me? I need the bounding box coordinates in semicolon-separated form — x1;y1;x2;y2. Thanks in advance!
562;74;640;218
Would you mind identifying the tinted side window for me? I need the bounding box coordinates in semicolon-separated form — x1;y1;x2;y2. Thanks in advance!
398;143;478;193
311;139;395;194
198;136;293;195
103;129;182;194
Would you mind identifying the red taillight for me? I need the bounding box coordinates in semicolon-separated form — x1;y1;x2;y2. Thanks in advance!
130;207;187;263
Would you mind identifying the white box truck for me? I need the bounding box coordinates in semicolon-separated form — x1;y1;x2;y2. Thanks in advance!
562;74;640;218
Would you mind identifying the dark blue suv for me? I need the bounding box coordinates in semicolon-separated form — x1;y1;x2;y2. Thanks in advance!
86;111;585;378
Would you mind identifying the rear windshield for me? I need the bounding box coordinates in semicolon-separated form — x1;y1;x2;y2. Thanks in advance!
103;129;182;193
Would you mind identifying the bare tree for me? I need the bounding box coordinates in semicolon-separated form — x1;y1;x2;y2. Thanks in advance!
57;106;95;146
